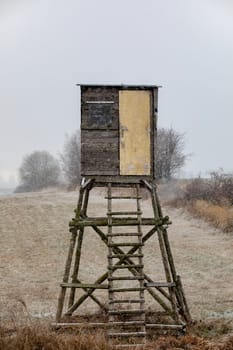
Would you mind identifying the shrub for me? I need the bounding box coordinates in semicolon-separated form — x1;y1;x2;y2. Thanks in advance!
15;151;61;193
184;171;233;206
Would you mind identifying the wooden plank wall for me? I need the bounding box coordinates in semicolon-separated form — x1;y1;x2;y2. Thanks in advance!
80;85;157;179
81;87;119;175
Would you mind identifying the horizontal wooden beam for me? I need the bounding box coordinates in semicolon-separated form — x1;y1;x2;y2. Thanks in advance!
52;322;185;330
145;282;176;288
146;324;185;330
70;217;171;228
60;283;108;289
82;177;153;186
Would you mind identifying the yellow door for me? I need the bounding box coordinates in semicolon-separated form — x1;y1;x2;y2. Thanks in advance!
119;90;151;175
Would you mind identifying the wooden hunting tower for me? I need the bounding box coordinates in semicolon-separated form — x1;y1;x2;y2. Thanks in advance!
55;84;191;349
80;84;158;180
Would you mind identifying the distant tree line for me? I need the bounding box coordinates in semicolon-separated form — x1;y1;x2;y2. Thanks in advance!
15;127;187;193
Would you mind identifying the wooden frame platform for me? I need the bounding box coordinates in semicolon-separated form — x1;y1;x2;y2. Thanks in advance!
55;178;191;347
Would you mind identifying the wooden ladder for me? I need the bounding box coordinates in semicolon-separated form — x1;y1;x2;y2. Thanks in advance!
54;178;191;342
107;183;146;349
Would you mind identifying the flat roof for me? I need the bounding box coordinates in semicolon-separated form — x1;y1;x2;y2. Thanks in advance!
77;83;162;88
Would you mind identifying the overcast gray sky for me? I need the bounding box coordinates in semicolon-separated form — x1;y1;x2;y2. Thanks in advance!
0;0;233;186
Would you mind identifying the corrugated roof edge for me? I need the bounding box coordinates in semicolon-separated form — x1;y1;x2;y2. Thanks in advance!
76;83;162;88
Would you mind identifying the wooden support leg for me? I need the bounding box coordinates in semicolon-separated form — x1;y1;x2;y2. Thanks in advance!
176;275;192;323
141;181;180;322
144;180;191;323
150;185;180;322
56;179;96;321
68;228;84;309
152;185;192;322
56;230;77;322
157;227;180;322
68;181;93;310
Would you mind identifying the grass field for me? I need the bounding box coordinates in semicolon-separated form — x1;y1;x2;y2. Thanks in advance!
0;187;232;348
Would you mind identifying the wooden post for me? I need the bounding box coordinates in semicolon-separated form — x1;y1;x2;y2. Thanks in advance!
147;182;180;323
68;181;93;310
56;230;77;322
56;179;191;329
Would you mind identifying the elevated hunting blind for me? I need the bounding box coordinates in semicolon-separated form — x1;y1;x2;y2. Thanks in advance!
55;84;191;349
80;85;158;179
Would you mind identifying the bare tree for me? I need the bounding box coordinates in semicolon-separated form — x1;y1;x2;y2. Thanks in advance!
156;127;187;180
15;151;60;192
60;131;81;189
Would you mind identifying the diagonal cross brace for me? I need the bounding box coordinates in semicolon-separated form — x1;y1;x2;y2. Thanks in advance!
66;224;174;317
93;225;173;309
92;225;171;302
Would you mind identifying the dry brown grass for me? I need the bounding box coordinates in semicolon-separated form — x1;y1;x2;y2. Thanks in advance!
0;189;233;348
165;174;233;233
1;309;233;350
0;322;233;350
188;200;233;233
0;323;108;350
189;319;233;340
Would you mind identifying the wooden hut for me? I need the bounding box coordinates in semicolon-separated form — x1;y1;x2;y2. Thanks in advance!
79;84;159;180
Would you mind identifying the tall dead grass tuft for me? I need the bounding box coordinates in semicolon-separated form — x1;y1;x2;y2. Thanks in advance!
190;200;233;233
189;319;233;340
0;323;108;350
167;171;233;233
1;322;233;350
147;335;219;350
221;336;233;350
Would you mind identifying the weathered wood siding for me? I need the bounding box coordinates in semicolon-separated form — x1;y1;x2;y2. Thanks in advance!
81;86;119;175
80;85;158;179
153;88;158;179
81;130;119;175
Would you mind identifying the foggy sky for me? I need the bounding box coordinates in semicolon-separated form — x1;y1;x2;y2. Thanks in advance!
1;0;233;186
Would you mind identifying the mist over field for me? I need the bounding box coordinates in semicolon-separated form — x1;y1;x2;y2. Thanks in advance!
1;1;233;348
0;186;233;348
0;188;14;196
1;0;233;184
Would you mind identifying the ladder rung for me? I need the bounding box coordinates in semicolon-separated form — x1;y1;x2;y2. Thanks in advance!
52;322;184;330
109;309;145;315
108;211;142;216
108;331;146;338
60;283;108;289
146;323;185;330
108;254;143;259
72;217;158;226
109;276;144;281
107;233;142;237
109;287;144;292
145;282;176;288
109;321;145;326
109;197;143;200
111;344;145;349
108;243;143;247
108;264;144;270
109;299;145;304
